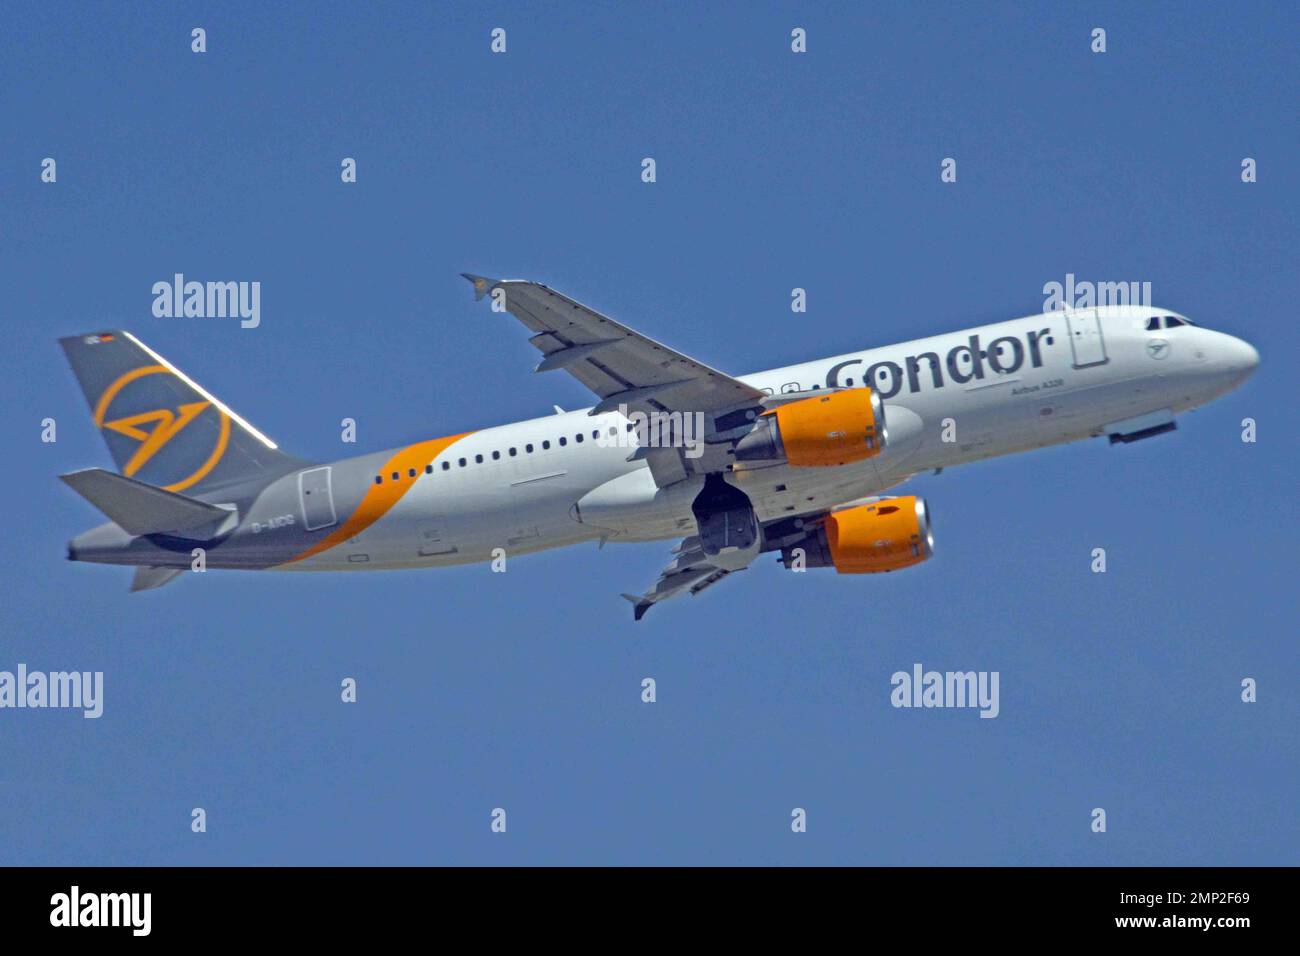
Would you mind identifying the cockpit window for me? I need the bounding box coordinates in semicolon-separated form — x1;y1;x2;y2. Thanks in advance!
1164;316;1186;328
1146;317;1161;331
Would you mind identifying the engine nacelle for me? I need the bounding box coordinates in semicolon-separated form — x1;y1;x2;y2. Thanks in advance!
780;496;933;573
734;389;886;467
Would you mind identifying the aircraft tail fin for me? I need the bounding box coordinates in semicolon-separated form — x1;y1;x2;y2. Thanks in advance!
59;468;235;536
59;330;306;497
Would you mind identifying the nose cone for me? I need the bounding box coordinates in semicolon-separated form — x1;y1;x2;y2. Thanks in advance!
1226;335;1260;384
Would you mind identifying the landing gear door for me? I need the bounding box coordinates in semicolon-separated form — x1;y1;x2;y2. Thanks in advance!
1064;308;1109;368
299;466;338;531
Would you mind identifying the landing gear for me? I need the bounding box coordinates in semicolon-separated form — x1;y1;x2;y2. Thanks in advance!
691;473;760;570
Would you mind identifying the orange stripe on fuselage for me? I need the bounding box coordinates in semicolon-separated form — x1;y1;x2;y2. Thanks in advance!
285;432;473;564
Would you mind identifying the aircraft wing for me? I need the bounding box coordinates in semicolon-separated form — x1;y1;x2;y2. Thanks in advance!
619;535;749;621
619;505;854;620
462;275;769;487
462;274;769;486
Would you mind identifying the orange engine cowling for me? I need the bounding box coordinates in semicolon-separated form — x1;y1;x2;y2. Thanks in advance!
780;497;933;573
733;389;886;467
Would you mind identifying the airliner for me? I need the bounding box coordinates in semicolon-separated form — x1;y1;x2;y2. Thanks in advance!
59;275;1258;618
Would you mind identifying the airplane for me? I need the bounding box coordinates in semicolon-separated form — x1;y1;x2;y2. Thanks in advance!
58;275;1259;618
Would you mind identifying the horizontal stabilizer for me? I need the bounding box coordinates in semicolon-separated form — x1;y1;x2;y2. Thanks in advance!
131;566;184;592
60;468;231;536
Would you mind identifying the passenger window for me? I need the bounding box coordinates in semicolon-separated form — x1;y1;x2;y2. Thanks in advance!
542;440;551;450
609;427;618;436
442;461;450;471
475;454;483;464
526;443;534;453
592;429;599;439
424;464;432;474
576;433;584;443
509;447;517;456
559;437;567;446
408;468;417;478
492;450;500;460
845;378;854;386
374;475;382;485
457;458;466;467
391;471;399;481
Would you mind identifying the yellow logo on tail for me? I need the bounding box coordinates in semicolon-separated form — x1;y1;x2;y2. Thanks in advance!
94;365;230;492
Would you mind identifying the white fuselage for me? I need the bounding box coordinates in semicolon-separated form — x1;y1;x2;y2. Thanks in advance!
287;305;1257;571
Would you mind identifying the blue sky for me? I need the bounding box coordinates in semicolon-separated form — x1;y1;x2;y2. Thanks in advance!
1;1;1296;865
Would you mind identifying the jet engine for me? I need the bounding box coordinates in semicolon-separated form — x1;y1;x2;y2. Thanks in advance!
778;496;933;573
733;389;886;467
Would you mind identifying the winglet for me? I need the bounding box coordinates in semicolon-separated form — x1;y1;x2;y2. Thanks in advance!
620;593;654;622
460;273;498;302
